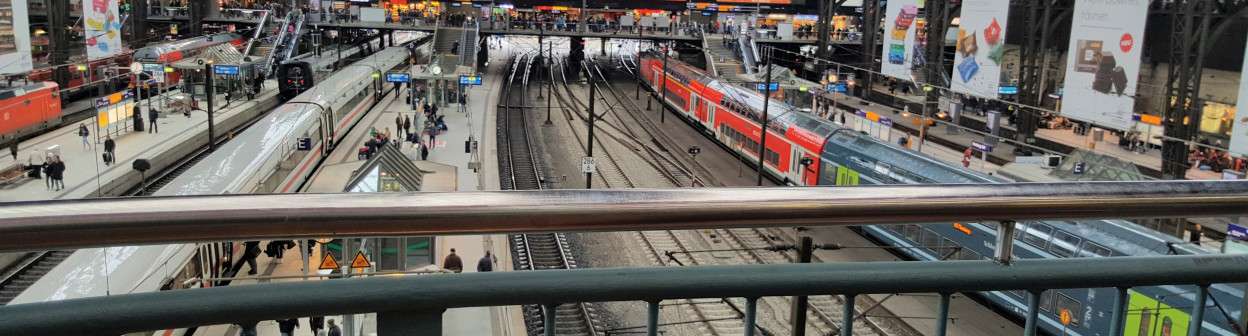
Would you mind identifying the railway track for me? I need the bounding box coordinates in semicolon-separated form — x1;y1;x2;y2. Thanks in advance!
499;53;599;336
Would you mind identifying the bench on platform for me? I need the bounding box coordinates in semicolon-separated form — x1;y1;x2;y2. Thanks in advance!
0;163;28;185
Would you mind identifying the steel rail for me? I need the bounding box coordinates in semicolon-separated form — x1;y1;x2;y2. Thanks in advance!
2;255;1247;335
1;181;1247;252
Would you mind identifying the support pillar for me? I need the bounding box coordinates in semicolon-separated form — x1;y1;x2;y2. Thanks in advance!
1162;0;1214;179
188;0;205;36
814;0;846;77
1016;0;1069;154
858;0;883;96
48;0;71;89
131;0;149;49
921;0;953;123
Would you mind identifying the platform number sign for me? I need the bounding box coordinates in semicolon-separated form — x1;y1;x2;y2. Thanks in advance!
1072;162;1086;175
297;137;312;151
581;157;597;173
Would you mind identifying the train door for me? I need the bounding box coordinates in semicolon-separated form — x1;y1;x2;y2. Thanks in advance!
320;108;335;155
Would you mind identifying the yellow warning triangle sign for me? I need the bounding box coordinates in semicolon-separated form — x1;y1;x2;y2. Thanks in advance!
351;251;372;268
319;252;341;270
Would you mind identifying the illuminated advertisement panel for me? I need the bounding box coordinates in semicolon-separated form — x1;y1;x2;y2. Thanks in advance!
85;0;123;59
880;0;919;78
1061;0;1148;130
951;0;1009;98
0;0;33;74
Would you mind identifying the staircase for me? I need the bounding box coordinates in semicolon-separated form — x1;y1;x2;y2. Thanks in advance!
241;10;271;56
704;36;745;76
433;26;463;55
0;251;74;305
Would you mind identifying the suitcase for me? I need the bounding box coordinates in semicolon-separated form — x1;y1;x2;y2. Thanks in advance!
102;152;113;163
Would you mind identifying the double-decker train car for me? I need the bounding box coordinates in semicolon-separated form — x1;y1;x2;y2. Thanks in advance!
636;51;1244;336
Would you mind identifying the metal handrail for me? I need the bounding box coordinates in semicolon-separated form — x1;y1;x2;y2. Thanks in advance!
280;13;305;62
2;254;1247;335
1;181;1247;252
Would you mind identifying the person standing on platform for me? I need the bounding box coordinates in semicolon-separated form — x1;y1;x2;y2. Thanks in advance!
9;142;17;160
149;107;159;133
309;316;325;336
962;148;973;168
477;250;495;272
420;142;429;160
443;248;463;273
103;136;115;166
403;115;412;140
326;319;342;336
395;115;403;138
78;124;91;150
49;156;65;191
276;318;299;336
41;157;52;189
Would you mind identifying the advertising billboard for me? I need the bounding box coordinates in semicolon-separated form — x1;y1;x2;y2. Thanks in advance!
85;0;123;59
1231;35;1248;158
1060;0;1149;130
880;0;920;79
951;0;1010;98
0;0;33;74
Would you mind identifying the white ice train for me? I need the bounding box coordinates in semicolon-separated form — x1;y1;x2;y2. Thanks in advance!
8;32;425;336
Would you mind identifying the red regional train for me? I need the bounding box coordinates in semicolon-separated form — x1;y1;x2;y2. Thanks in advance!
0;82;63;148
638;51;831;185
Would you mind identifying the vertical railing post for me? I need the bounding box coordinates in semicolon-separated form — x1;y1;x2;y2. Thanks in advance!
841;294;856;336
377;309;444;336
647;300;661;336
1188;285;1209;336
995;220;1017;264
1024;291;1042;336
1109;287;1129;336
543;304;558;336
935;292;952;336
744;297;759;336
790;236;813;336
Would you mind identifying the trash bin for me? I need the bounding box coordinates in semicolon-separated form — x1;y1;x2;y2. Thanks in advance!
1092;127;1105;142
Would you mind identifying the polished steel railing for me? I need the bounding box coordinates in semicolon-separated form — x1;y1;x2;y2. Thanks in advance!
0;181;1246;336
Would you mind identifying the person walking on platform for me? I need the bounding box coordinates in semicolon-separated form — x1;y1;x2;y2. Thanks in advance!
477;250;496;272
239;241;261;275
309;316;325;336
9;142;17;160
49;155;65;191
327;319;342;336
149;107;160;133
276;318;300;336
443;248;463;273
420;142;429;160
78;124;91;150
103;136;116;166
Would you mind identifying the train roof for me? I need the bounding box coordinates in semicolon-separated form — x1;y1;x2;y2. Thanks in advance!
133;33;243;61
0;81;56;100
155;45;408;196
9;245;197;305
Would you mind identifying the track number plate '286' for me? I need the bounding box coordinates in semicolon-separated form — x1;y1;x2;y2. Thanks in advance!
581;157;597;173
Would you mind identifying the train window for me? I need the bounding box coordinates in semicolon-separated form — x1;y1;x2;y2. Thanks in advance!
921;229;941;253
1048;231;1081;258
959;248;980;261
904;225;920;242
1014;222;1027;239
1010;290;1025;298
981;221;999;231
1054;294;1081;326
1021;224;1053;249
1078;242;1113;258
889;167;907;183
874;162;890;180
905;172;923;184
1040;290;1055;312
940;238;960;260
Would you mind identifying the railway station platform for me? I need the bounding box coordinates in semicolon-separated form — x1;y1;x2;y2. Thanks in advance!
0;82;286;202
191;49;519;336
850;86;1221;180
